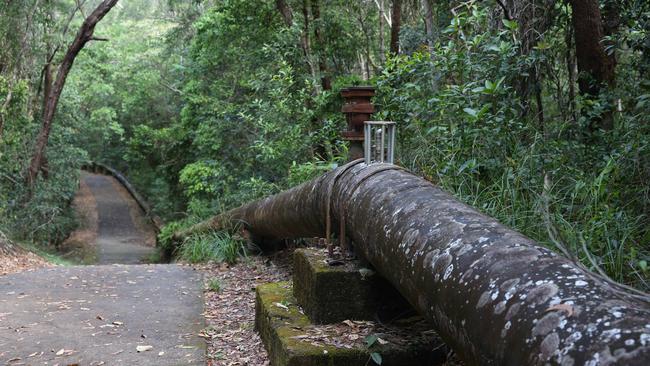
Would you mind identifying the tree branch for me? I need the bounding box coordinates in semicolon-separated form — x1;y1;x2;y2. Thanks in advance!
495;0;513;21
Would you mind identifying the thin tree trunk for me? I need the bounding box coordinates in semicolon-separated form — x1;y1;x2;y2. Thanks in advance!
42;60;53;119
422;0;435;54
389;0;402;54
174;162;650;365
275;0;293;26
26;0;119;187
311;0;330;91
533;68;545;133
565;15;578;123
602;0;620;70
378;0;386;63
300;0;319;91
275;0;318;87
0;80;12;139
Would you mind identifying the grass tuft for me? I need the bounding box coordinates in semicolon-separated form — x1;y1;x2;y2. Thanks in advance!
178;231;247;264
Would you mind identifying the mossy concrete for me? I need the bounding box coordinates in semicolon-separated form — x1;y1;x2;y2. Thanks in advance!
256;281;447;366
293;248;410;324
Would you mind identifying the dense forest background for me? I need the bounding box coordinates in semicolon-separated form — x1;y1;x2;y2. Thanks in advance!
1;0;649;289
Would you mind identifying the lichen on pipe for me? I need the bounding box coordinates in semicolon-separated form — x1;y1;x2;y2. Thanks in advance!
174;162;650;365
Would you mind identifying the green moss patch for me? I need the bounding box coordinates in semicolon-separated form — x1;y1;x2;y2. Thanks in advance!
256;282;448;366
293;248;411;324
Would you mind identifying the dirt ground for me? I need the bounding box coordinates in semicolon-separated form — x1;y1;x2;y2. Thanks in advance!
195;254;291;365
0;234;51;276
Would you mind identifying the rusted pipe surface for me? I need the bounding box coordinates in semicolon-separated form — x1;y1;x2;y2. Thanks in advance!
174;163;650;365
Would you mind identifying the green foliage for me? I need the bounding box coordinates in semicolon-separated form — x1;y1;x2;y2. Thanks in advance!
375;2;650;288
0;74;86;245
206;277;222;292
364;334;383;365
3;0;649;291
178;230;247;264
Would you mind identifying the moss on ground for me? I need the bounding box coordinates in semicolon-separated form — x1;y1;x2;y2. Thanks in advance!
255;281;448;366
293;248;411;324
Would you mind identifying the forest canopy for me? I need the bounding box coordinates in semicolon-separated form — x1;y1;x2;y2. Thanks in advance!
1;0;649;289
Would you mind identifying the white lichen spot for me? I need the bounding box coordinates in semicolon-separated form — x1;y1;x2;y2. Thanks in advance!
443;264;454;280
625;339;635;347
585;353;600;366
612;311;623;318
574;280;588;287
501;321;512;338
491;290;500;301
567;331;582;343
494;301;507;315
640;333;650;346
601;328;622;342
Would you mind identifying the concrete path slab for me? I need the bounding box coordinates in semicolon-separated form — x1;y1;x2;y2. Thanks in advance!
0;264;205;365
83;173;155;264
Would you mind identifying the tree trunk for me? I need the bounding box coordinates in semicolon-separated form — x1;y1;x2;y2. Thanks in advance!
389;0;402;54
275;0;318;87
501;0;554;120
26;0;119;187
565;14;578;123
422;0;435;53
311;0;331;91
42;61;53;119
174;161;650;365
378;0;386;63
299;0;320;91
602;0;620;62
568;0;616;97
275;0;293;26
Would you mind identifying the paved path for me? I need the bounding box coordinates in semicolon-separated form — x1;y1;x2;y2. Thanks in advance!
0;173;206;365
83;173;155;264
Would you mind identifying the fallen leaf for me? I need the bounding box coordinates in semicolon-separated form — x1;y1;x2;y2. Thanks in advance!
56;349;65;356
136;345;153;352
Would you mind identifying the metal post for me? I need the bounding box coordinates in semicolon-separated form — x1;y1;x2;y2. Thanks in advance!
389;124;396;163
364;123;371;165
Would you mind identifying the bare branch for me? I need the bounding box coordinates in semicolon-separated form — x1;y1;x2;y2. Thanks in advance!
495;0;513;21
373;0;391;26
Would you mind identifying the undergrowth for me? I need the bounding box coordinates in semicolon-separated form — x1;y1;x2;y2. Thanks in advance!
177;230;248;264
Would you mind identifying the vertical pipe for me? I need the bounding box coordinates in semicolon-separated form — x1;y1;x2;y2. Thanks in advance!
389;124;396;163
364;123;371;165
373;127;381;162
380;125;386;163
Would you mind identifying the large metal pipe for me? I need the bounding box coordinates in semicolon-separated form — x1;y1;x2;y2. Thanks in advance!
174;162;650;365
